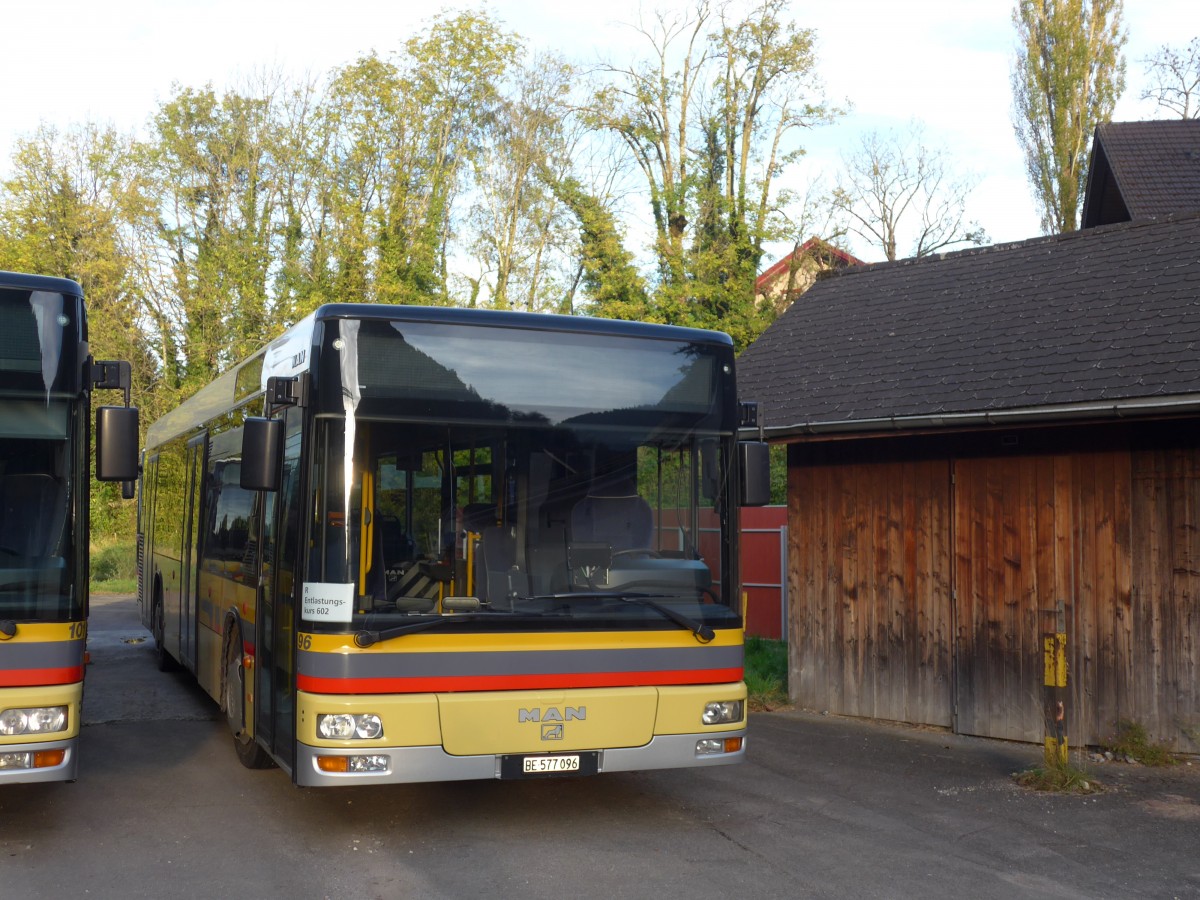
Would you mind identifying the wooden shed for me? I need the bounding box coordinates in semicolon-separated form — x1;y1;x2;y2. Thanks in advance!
738;121;1200;751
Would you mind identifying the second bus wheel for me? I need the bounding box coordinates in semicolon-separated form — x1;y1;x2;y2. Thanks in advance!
223;621;274;769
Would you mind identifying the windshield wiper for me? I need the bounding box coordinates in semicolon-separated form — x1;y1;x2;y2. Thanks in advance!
354;613;487;647
518;592;716;643
352;610;567;647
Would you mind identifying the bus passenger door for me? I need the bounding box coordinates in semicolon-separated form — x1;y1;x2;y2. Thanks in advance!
255;409;301;770
179;435;206;671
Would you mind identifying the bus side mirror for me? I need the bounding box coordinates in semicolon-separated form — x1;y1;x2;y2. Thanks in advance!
241;417;283;492
96;406;140;482
738;441;771;507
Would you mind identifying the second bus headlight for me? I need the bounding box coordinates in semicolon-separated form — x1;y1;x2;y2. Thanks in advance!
316;713;383;740
701;700;744;726
0;706;68;736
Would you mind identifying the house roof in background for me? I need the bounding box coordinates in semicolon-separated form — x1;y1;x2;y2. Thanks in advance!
755;237;863;291
1082;120;1200;228
737;212;1200;438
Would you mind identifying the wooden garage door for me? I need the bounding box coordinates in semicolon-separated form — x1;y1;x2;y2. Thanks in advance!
790;457;952;727
953;452;1132;744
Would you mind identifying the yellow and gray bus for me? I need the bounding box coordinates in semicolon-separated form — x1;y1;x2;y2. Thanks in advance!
0;271;138;783
138;304;768;785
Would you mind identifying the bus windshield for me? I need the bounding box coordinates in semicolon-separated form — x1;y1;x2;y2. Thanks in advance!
299;317;738;635
0;402;77;621
0;287;83;398
305;417;735;634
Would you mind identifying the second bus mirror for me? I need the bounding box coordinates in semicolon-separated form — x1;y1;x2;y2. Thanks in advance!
241;417;283;492
96;406;140;482
738;441;771;507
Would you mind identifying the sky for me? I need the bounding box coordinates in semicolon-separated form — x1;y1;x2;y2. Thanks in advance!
1;0;1193;265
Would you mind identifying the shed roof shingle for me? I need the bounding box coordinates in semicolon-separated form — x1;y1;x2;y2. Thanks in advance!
737;212;1200;437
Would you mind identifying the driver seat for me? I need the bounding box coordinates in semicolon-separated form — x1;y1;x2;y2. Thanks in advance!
569;473;653;553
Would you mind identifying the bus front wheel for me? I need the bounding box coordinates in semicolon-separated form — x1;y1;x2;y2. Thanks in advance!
152;591;177;672
223;622;274;770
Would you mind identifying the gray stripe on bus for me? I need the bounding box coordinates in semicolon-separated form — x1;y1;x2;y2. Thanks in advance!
0;640;84;671
297;644;743;680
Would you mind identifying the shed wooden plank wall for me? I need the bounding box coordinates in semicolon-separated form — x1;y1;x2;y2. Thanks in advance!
1129;449;1200;751
789;434;1200;751
789;455;952;728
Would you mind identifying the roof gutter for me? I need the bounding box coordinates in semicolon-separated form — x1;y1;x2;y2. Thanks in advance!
747;394;1200;440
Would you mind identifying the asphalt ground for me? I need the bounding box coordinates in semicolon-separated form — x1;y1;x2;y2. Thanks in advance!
2;594;1197;899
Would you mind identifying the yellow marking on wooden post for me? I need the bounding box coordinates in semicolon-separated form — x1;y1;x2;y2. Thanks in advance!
1043;626;1068;766
1053;632;1067;688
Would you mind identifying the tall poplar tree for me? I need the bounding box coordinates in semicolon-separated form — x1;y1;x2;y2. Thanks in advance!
1011;0;1127;234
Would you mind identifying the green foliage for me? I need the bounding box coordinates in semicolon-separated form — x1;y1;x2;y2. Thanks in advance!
90;539;138;592
584;0;835;350
769;444;787;505
1011;0;1127;233
745;636;789;710
1;5;841;548
0;123;157;537
552;176;651;318
1102;719;1180;766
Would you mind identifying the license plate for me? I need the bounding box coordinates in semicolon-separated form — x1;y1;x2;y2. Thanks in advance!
500;752;598;779
522;754;580;774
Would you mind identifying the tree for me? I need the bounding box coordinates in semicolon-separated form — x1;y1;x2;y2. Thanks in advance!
1141;37;1200;119
320;12;519;308
831;123;988;262
467;51;578;312
141;78;294;392
551;176;650;320
587;0;835;346
0;123;155;533
1011;0;1127;234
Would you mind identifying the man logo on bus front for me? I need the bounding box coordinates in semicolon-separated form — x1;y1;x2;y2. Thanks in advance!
542;724;564;741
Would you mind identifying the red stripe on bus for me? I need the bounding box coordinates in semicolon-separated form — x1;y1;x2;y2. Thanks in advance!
297;667;744;695
0;666;84;687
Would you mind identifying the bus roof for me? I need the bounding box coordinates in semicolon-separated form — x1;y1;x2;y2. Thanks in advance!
307;304;734;347
144;305;735;450
0;271;84;297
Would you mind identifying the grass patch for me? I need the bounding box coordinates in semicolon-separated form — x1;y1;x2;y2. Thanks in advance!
1015;753;1102;794
90;538;138;594
745;636;789;711
1102;719;1179;766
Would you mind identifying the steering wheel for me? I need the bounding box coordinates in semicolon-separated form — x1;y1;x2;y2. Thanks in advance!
611;548;661;560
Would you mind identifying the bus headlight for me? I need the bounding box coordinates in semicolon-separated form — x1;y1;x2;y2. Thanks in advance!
701;700;744;726
0;706;68;736
316;713;383;740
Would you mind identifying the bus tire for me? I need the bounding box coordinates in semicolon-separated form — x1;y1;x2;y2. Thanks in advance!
224;621;274;770
152;586;178;673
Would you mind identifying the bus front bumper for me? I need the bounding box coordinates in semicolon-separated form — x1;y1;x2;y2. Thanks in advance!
0;737;78;784
295;729;747;787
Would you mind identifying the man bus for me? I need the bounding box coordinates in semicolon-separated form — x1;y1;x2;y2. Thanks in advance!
139;304;768;786
0;271;139;784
